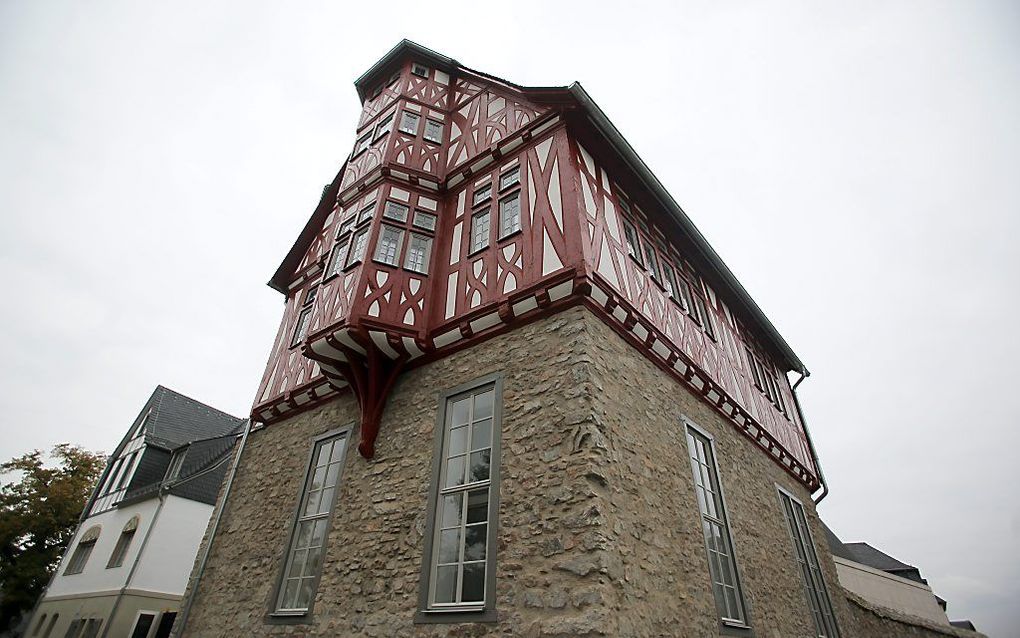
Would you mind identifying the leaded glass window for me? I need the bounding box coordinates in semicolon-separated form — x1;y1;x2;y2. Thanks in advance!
374;225;404;266
470;211;490;253
346;229;369;267
399;111;420;135
383;200;409;222
405;234;432;274
424;119;443;143
498;192;520;238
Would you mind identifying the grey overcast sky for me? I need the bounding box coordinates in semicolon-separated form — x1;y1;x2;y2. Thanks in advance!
2;1;1017;633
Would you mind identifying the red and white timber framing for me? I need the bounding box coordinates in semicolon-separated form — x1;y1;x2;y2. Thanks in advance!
251;42;820;490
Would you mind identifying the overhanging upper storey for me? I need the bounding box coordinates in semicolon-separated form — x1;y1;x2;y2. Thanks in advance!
252;40;820;490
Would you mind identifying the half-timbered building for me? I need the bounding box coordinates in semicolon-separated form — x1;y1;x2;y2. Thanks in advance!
176;41;979;638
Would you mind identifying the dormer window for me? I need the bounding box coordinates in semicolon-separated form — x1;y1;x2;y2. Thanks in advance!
412;63;429;78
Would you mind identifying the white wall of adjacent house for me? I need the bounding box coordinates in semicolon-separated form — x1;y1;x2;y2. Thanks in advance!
47;500;160;597
130;496;213;594
45;495;213;599
834;555;951;625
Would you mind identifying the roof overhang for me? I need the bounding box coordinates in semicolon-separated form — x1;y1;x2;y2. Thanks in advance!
567;83;808;374
354;39;458;102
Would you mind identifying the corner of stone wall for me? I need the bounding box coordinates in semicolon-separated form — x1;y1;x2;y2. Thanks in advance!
844;589;987;638
511;308;622;637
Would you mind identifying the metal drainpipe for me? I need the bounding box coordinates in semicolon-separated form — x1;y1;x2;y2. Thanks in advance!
791;371;830;505
173;420;252;636
100;490;168;638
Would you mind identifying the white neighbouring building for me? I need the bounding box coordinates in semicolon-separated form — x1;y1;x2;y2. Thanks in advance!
26;386;244;638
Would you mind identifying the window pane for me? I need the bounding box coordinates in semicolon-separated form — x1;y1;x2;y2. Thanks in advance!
399;112;420;134
288;549;307;578
466;489;488;524
445;455;466;488
413;211;437;231
435;565;457;603
374;226;404;266
449;426;469;456
473;184;492;206
440;494;462;529
405;234;432;274
439;529;460;563
499;193;521;237
499;167;520;190
384;201;409;222
451;398;471;426
347;229;369;266
473;390;493;419
470;212;490;252
461;563;485;602
470;419;491;451
464;524;487;561
424;119;443;143
468;450;490;483
317;486;335;514
281;579;300;609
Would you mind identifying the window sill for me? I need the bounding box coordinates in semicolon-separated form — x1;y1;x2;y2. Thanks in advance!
719;619;754;637
343;259;363;272
497;228;522;243
466;246;488;258
414;607;496;624
626;252;645;269
498;181;520;194
371;259;399;269
265;611;312;626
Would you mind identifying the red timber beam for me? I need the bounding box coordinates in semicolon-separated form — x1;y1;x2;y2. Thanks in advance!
303;329;408;459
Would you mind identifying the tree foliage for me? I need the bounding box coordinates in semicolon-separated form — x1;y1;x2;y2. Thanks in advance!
0;444;105;632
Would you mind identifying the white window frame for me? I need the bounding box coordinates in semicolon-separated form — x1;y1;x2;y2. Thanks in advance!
374;225;405;266
416;374;503;624
469;211;490;254
399;111;421;135
498;192;521;239
405;234;433;274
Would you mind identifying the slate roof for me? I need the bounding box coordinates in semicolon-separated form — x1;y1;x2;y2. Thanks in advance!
822;520;927;585
112;387;246;507
141;385;246;450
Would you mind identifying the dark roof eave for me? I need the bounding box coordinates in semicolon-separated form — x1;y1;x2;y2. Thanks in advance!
354;40;458;102
567;83;808;374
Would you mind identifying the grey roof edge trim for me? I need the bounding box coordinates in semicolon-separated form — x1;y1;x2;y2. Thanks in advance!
567;83;808;374
354;39;458;101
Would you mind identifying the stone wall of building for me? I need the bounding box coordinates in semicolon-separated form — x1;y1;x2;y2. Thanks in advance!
845;591;986;638
180;307;618;637
178;306;973;637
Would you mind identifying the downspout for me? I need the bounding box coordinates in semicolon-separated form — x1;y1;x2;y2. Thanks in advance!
791;371;830;505
100;491;168;638
174;419;252;636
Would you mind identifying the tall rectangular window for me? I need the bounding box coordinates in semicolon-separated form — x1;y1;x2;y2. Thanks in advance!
470;211;490;254
399;111;421;135
275;431;349;614
778;489;840;637
374;225;404;266
642;241;660;280
374;113;394;140
405;234;432;274
418;376;503;621
684;423;748;627
291;307;312;347
498;192;520;238
354;132;371;155
622;219;643;264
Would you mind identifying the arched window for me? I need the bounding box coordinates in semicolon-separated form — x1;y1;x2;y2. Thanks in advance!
107;516;140;568
64;526;101;575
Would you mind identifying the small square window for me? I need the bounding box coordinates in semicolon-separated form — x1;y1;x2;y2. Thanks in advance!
354;132;372;156
383;200;409;222
413;211;437;232
424;119;443;144
374;113;394;140
499;167;520;191
412;63;429;78
375;225;405;266
405;234;433;274
399;112;421;135
498;192;521;238
303;286;318;306
470;211;490;253
473;184;492;207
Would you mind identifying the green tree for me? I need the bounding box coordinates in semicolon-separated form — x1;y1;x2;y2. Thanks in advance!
0;444;105;632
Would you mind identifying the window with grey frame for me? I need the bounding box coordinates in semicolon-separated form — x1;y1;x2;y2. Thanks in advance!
684;423;749;627
274;431;350;615
778;488;840;637
418;376;502;620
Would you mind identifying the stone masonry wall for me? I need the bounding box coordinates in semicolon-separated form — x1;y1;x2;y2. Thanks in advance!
180;306;619;637
178;305;965;637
